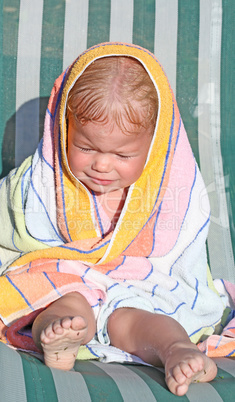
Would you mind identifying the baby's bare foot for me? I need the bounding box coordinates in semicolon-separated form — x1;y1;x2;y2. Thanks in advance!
165;342;217;396
40;316;88;370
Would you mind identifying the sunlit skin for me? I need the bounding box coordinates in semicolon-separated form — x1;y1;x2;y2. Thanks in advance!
66;117;153;220
32;115;217;396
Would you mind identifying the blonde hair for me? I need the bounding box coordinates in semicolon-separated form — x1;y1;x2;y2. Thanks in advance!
67;56;158;134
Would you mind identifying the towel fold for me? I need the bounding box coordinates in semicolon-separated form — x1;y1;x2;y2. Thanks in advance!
198;280;235;357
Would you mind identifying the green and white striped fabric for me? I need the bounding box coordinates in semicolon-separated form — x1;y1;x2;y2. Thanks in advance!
1;343;235;402
0;0;234;282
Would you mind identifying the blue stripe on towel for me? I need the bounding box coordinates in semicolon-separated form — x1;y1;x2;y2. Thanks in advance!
123;105;175;255
0;175;7;190
113;298;127;309
107;283;119;291
29;166;64;242
57;131;72;242
173;118;181;154
85;344;100;357
149;135;197;259
6;275;34;310
142;262;153;280
154;301;186;315
92;191;105;238
46;107;53;119
215;336;223;349
53;69;68;120
81;267;91;279
42;154;54;171
26;261;32;273
43;272;62;296
106;256;126;276
150;102;175;214
189;318;219;338
191;278;199;309
169;215;210;276
37;140;54;171
170;281;179;292
227;348;235;357
148;201;163;257
151;283;158;297
54;69;72;241
149;162;179;257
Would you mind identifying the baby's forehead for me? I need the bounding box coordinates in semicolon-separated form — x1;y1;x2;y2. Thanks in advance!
69;115;153;138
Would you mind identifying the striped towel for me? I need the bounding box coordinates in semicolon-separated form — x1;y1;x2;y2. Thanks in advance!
198;280;235;357
0;42;232;361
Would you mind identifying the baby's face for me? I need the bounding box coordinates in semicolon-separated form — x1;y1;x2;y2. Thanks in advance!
67;117;152;194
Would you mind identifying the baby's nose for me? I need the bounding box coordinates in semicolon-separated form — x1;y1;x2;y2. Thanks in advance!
92;154;112;172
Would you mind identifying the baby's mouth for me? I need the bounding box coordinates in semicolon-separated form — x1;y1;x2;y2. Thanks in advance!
88;176;115;186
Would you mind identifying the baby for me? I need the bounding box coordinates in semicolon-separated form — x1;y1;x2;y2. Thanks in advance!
29;54;217;396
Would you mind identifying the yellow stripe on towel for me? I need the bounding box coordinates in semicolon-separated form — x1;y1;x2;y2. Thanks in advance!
0;277;29;318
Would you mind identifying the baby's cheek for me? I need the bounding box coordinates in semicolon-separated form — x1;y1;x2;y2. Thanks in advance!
71;153;85;170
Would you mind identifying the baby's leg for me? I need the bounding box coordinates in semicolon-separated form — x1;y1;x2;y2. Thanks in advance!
32;292;96;370
108;308;217;396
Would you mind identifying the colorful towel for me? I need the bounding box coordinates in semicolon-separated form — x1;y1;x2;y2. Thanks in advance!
0;42;232;360
198;280;235;357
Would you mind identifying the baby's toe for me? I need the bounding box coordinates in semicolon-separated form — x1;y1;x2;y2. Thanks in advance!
172;366;187;384
41;325;54;343
181;361;199;379
52;319;65;335
166;372;189;397
189;356;204;373
175;383;190;397
45;323;56;337
60;317;73;330
71;316;86;331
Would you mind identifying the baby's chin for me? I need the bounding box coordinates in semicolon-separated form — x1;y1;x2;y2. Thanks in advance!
88;186;128;196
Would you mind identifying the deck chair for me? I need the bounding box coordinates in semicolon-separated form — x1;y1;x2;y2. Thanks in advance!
0;0;234;400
